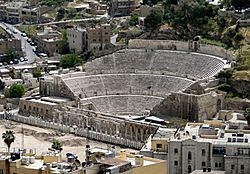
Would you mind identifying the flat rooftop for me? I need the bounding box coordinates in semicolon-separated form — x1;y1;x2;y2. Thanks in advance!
29;98;58;105
171;123;250;146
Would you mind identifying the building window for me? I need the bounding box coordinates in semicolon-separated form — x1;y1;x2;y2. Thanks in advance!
174;148;178;154
231;165;235;170
215;162;218;168
174;161;178;166
241;165;244;170
24;105;26;110
202;162;206;167
46;109;48;114
156;144;162;148
202;149;206;156
219;163;222;167
213;146;225;154
188;152;192;160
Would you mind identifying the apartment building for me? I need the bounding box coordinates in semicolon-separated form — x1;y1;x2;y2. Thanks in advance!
67;26;88;54
0;0;41;24
86;23;111;51
67;24;112;55
0;26;22;57
35;27;62;56
0;149;84;174
168;122;250;174
108;0;140;17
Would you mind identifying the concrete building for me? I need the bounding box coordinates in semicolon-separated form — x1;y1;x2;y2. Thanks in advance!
0;1;41;24
67;26;87;54
108;0;140;17
168;122;250;174
86;2;107;15
34;27;62;56
0;26;22;57
0;148;85;174
67;24;112;55
87;24;111;51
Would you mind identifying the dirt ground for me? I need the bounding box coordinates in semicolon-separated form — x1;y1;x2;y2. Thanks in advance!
0;120;137;161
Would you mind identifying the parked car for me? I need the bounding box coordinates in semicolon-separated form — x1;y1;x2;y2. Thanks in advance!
24;57;28;61
20;57;24;62
13;59;19;64
30;42;36;46
21;33;27;37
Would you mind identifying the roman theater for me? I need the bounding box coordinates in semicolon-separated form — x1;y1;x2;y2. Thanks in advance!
17;39;230;149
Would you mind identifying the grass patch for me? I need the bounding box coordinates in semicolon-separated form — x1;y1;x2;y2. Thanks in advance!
232;71;250;81
17;25;39;38
201;38;226;48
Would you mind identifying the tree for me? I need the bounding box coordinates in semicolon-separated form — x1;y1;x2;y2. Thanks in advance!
7;83;25;98
59;30;70;54
234;32;244;49
2;130;15;153
51;139;63;151
66;8;77;19
0;80;5;91
129;14;139;26
5;49;17;63
221;0;232;9
244;108;250;126
144;9;163;31
56;8;65;21
33;69;42;78
60;54;82;68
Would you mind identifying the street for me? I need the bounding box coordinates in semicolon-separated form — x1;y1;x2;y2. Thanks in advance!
0;22;38;64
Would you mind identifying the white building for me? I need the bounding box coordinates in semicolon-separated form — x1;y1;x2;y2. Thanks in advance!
67;26;87;54
168;121;250;174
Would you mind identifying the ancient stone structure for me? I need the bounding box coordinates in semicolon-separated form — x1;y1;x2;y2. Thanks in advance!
19;45;229;148
151;91;225;121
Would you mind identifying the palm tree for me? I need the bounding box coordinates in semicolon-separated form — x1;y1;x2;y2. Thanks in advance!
2;130;15;153
51;140;63;151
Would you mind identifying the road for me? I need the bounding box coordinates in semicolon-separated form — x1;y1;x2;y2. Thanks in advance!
38;16;102;26
0;22;38;64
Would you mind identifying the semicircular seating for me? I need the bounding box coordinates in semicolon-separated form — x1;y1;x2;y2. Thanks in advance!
61;49;226;116
63;74;193;98
80;95;164;116
84;49;225;80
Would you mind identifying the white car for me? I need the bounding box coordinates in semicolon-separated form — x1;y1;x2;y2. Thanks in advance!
9;61;13;65
21;33;27;37
39;53;48;58
20;57;24;62
0;63;3;66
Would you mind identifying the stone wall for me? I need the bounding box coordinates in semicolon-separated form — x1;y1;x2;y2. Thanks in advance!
151;92;225;121
224;98;250;111
40;76;75;100
18;98;59;121
13;106;158;149
128;39;232;58
229;79;250;99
